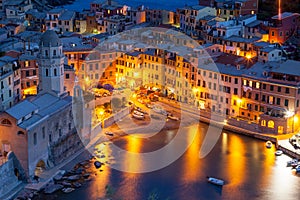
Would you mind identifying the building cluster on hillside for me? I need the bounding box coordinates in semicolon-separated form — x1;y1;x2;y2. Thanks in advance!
0;0;300;197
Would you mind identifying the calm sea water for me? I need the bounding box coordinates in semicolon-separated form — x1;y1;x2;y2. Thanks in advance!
35;122;300;200
61;0;199;11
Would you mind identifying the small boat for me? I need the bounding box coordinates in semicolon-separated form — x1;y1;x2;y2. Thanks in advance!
265;141;272;148
132;113;145;120
207;176;225;186
62;187;74;193
295;165;300;173
133;110;144;116
275;150;283;156
287;159;298;167
167;115;179;121
105;131;113;136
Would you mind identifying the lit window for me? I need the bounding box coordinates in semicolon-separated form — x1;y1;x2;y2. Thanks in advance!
243;79;247;85
249;81;252;87
261;120;266;126
255;82;260;89
268;120;274;128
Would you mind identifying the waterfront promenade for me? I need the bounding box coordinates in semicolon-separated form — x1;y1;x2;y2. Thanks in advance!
12;97;300;199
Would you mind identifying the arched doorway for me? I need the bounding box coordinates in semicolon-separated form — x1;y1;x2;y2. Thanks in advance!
35;160;46;177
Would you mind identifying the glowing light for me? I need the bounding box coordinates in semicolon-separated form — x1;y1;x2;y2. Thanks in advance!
246;54;251;59
278;0;282;20
285;111;295;118
237;99;242;104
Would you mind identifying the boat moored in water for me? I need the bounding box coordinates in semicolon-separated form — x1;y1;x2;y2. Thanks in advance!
265;141;272;148
275;150;283;156
207;176;225;186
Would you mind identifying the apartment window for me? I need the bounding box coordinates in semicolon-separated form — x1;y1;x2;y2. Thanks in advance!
276;98;281;105
214;74;217;79
89;64;93;70
209;72;212;78
261;120;266;126
271;31;274;36
268;120;274;128
234;78;238;84
203;71;206;76
26;71;30;77
262;95;266;102
255;94;259;100
256;82;260;89
270;85;274;91
234;88;238;95
33;132;37;145
284;99;289;107
297;100;299;107
285;88;290;94
262;84;266;89
81;64;85;70
65;73;70;79
277;86;281;92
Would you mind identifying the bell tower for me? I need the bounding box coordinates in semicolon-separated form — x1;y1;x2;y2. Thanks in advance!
37;30;65;97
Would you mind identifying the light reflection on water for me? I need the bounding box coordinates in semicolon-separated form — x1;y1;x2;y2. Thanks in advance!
54;122;300;200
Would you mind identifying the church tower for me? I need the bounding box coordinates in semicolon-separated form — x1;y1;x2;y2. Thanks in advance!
37;30;65;97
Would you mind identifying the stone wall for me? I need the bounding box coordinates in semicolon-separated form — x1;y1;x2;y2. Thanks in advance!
0;152;23;199
48;129;83;165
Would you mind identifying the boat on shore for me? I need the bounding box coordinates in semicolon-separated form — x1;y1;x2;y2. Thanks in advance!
207;176;225;186
167;114;179;121
132;112;145;120
62;187;74;193
265;141;272;148
275;150;283;156
105;131;114;136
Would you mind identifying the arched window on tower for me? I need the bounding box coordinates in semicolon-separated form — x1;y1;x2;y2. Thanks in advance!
45;50;48;57
54;68;57;76
46;69;49;76
53;50;56;56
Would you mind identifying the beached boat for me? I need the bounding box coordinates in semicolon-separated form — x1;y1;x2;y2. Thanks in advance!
62;187;74;193
105;131;113;136
207;176;225;186
265;141;272;148
275;150;283;156
132;113;145;120
167;115;179;121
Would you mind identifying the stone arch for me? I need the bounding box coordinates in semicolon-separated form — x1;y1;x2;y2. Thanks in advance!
35;159;46;177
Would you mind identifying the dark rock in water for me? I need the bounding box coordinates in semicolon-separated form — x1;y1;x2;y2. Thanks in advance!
67;175;81;181
44;184;63;194
83;173;90;178
94;161;103;169
74;168;85;174
53;174;63;181
61;181;72;187
73;182;82;188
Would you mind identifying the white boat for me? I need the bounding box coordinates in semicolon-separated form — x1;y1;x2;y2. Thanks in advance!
265;141;272;148
287;159;298;167
275;150;283;156
105;131;113;136
62;187;74;193
207;176;225;186
167;115;179;121
132;113;145;120
133;110;144;116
